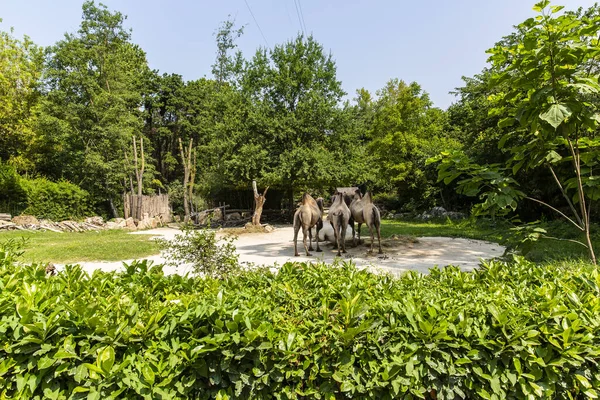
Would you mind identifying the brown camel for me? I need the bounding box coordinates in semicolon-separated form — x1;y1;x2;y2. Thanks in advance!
328;191;351;256
293;193;324;256
349;189;383;254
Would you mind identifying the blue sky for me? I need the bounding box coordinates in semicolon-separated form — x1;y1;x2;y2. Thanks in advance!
1;0;596;109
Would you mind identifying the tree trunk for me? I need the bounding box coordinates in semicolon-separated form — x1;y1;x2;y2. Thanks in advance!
252;180;269;226
179;138;193;223
188;147;197;214
133;136;145;221
108;197;119;219
287;185;295;223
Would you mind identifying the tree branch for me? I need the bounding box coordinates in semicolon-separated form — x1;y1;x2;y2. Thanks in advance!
525;196;583;230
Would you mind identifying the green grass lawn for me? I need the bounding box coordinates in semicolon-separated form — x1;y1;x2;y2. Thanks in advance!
0;230;160;264
379;219;503;242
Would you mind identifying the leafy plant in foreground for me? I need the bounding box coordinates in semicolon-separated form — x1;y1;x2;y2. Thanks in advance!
157;225;240;278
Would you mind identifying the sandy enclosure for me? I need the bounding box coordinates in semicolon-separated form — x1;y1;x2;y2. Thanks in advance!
55;225;506;276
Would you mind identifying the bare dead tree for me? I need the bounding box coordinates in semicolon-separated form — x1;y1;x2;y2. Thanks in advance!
133;136;145;221
252;180;269;226
188;147;197;214
179;137;193;223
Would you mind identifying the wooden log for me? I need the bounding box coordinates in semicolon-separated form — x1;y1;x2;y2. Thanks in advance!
0;213;11;221
40;224;63;233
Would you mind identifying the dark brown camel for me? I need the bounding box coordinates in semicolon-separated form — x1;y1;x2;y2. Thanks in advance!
293;193;324;256
349;189;383;254
328;191;351;256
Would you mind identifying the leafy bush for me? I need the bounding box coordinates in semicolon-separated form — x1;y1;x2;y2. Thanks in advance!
20;177;91;220
0;242;599;399
0;162;27;215
157;226;239;278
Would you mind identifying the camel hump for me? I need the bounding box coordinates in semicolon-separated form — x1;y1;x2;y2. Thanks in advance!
364;191;373;203
302;192;314;204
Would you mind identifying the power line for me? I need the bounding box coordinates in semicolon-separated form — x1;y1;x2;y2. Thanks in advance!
296;0;308;35
243;0;269;47
292;0;306;36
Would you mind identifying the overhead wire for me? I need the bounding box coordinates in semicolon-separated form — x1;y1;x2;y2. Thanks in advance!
296;0;308;36
292;0;306;36
243;0;269;47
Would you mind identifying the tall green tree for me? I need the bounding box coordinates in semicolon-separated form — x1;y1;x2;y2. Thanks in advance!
367;79;460;210
240;35;366;210
0;21;43;172
35;1;151;215
433;1;600;263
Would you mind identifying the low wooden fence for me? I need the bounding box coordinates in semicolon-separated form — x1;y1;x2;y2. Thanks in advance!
123;194;172;222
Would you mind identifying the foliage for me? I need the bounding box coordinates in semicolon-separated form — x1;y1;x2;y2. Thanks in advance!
20;177;91;221
431;2;600;262
361;80;462;210
157;226;239;278
35;1;152;210
0;161;27;215
0;21;43;172
1;240;599;398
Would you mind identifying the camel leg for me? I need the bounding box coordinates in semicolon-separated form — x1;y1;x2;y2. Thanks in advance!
293;221;301;257
377;223;383;254
341;223;348;254
303;225;312;256
369;224;375;253
357;223;362;246
332;221;341;257
308;227;314;252
350;216;356;246
316;224;322;252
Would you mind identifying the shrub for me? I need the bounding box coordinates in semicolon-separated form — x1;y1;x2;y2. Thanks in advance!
157;225;240;278
0;242;599;399
20;177;91;220
0;162;27;215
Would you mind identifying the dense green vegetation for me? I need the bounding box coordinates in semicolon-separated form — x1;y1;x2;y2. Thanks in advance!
0;243;599;399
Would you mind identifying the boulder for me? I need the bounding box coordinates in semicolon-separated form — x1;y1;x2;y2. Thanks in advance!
225;212;242;221
84;216;104;225
311;223;353;243
213;208;223;221
124;217;136;229
105;221;121;230
263;224;275;233
429;207;447;218
12;215;39;226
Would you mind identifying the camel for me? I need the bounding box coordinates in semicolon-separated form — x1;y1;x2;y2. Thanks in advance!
293;193;324;256
328;191;351;256
349;189;383;254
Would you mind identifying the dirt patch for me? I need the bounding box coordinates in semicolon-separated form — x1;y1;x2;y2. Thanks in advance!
54;226;506;276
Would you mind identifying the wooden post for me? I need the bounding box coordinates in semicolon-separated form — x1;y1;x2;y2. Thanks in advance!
252;180;269;226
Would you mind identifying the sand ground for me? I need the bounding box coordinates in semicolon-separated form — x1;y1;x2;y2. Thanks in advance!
55;225;506;276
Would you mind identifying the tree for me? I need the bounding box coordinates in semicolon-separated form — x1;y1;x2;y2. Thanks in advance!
432;1;600;263
35;1;151;214
367;79;460;210
252;180;269;225
0;22;43;172
240;35;366;212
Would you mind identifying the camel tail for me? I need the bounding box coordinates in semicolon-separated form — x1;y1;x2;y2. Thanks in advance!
372;206;381;228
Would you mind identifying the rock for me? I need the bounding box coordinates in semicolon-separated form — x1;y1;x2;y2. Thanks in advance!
213;208;223;221
196;211;210;225
124;217;136;229
12;215;39;226
263;224;275;233
84;216;104;225
446;211;466;220
429;207;447;218
244;222;254;229
105;221;121;229
0;213;11;222
225;212;242;221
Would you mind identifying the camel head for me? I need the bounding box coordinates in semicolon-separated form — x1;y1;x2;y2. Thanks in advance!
316;197;325;212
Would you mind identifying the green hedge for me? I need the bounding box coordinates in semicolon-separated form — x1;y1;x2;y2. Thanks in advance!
0;163;27;215
20;177;91;220
0;246;599;399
